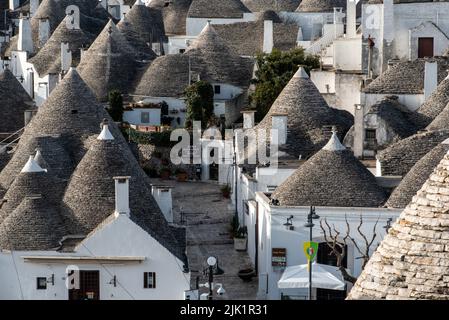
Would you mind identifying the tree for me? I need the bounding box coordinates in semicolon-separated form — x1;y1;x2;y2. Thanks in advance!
108;90;124;122
185;81;215;128
320;215;380;285
250;48;320;121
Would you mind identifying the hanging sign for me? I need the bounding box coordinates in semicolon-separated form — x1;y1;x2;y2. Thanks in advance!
303;241;318;262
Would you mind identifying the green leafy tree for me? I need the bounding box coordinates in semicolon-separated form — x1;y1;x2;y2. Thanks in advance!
185;81;215;128
250;48;320;121
108;90;124;122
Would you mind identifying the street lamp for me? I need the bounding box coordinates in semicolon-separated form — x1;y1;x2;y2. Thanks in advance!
384;218;393;232
200;256;226;300
304;206;320;300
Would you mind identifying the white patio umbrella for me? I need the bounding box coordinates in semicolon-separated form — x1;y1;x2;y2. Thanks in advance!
277;262;346;290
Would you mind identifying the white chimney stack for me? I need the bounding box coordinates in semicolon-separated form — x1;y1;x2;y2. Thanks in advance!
424;60;438;99
18;16;34;54
242;110;256;129
30;0;39;17
263;20;274;54
114;176;131;217
270;113;288;145
61;42;72;74
9;0;20;10
151;186;173;223
38;18;50;47
346;0;357;38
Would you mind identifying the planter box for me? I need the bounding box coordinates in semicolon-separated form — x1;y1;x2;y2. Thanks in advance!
234;238;247;251
176;173;188;182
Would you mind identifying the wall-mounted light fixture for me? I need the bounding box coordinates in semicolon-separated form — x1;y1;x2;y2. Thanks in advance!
284;215;294;230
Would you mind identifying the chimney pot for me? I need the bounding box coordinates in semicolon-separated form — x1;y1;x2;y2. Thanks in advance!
113;176;131;217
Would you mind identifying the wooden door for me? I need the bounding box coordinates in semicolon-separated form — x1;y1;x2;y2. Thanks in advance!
418;37;434;58
68;270;100;300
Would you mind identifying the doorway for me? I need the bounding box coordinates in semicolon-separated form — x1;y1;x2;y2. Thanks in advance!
316;242;347;300
68;270;100;300
418;37;434;58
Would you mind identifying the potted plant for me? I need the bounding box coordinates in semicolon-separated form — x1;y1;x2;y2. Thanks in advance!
238;268;256;282
159;167;171;180
175;168;188;182
231;217;247;251
221;185;231;198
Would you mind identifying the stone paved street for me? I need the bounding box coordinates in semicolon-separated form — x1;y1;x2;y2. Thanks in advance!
151;179;258;300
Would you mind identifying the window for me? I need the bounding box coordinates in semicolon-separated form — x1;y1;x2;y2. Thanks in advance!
179;49;186;54
418;37;434;58
141;112;150;124
214;85;221;95
144;272;156;289
37;277;47;290
365;129;376;140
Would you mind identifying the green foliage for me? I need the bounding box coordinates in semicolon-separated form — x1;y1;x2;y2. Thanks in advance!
108;90;124;122
230;216;247;239
250;48;320;121
185;81;215;128
127;128;177;147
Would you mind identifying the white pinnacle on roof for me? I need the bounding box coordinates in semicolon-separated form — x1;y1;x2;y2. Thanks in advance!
34;149;45;165
21;156;46;173
97;124;114;140
293;67;309;79
322;130;346;151
134;0;144;5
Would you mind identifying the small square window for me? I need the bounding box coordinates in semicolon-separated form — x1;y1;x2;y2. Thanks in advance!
144;272;156;289
37;277;47;290
214;85;221;94
141;112;150;124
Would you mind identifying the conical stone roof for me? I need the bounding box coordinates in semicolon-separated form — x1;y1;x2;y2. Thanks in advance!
271;132;387;207
62;125;187;264
0;70;35;133
77;20;143;101
348;148;449;299
254;67;353;159
427;102;449;131
296;0;347;12
29;15;95;76
148;0;192;36
188;0;250;18
0;68;114;190
117;15;157;61
386;141;449;209
242;0;300;12
0;195;67;251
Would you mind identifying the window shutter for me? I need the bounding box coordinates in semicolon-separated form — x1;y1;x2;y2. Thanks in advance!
152;272;156;289
144;272;148;288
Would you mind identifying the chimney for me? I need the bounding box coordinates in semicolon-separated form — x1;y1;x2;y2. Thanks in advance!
263;20;273;54
270;113;288;145
113;176;131;217
38;18;50;47
382;0;394;44
424;60;438;99
30;0;39;17
346;0;356;38
61;42;72;75
18;15;34;54
9;0;19;10
151;186;173;223
241;110;256;129
353;104;365;158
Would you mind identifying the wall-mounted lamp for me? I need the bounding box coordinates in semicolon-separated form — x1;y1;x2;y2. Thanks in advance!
384;218;393;233
283;215;294;230
47;274;55;286
109;275;117;287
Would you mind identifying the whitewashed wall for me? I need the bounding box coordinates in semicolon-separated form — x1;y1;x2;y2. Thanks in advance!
186;13;256;36
123;108;161;126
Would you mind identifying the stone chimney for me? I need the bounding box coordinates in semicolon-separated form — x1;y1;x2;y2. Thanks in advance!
353;104;365;158
241;110;256;129
113;176;131;217
424;60;438;99
61;43;72;75
38;18;50;47
18;15;34;54
271;113;288;145
263;20;274;54
346;0;357;38
30;0;39;17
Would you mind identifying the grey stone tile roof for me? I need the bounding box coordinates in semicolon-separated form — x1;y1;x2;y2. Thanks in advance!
348;148;449;300
29;16;95;76
271;133;387;207
117;16;157;61
364;57;449;94
411;75;449;128
116;1;166;44
242;0;300;12
0;70;36;134
0;195;67;251
253;68;353;160
427;102;449;131
377;129;449;177
135;24;254;97
62;128;188;264
77;20;146;101
296;0;347;12
187;0;250;18
0;68;110;191
213;19;298;57
386;141;449;209
367;96;417;142
148;0;192;36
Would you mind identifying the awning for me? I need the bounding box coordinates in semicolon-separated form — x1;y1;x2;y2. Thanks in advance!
278;262;347;291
